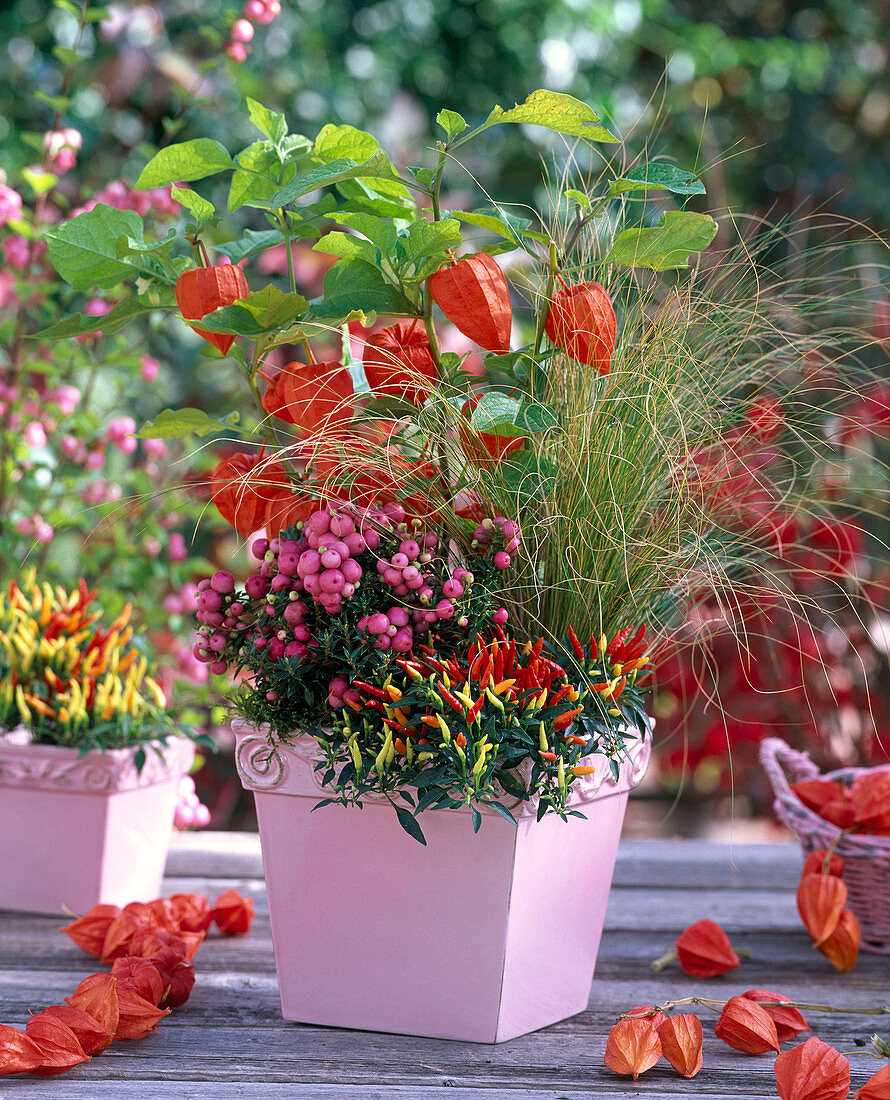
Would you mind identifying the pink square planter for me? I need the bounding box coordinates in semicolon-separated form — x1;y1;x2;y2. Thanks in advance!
234;719;650;1043
0;734;195;915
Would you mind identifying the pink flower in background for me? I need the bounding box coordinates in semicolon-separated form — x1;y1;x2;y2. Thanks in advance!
23;421;47;448
167;532;188;562
143;437;168;459
75;298;113;343
0;270;18;309
143;536;162;557
85;447;105;471
43;127;82;174
140;354;160;382
15;514;54;543
2;235;29;267
0;184;23;228
51;385;81;416
106;415;137;454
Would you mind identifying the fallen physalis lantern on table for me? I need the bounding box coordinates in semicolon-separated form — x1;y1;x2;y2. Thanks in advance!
0;888;254;1077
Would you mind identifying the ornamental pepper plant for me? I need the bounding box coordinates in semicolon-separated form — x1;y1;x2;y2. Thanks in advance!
42;90;887;835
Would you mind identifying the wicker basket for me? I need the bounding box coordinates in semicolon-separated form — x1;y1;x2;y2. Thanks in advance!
760;737;890;955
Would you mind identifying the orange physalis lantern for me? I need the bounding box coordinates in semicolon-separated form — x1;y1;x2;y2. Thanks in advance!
0;1024;46;1077
675;918;740;977
167;892;213;934
362;320;438;406
113;986;170;1040
261;360;355;436
851;771;890;833
175;265;249;355
211;452;303;538
209;888;256;935
39;1006;113;1056
802;849;845;879
774;1036;850;1100
544;280;616;376
714;995;780;1054
657;1014;703;1078
603;1017;662;1079
855;1064;890;1100
24;1014;90;1076
65;972;120;1042
818;909;860;972
429;252;512;352
741;989;809;1042
60;903;122;957
796;872;846;946
149;947;196;1008
111;956;165;1007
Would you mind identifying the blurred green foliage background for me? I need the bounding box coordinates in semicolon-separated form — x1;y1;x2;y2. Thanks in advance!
1;0;887;224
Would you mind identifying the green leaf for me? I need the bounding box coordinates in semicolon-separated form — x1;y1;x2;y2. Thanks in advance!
458;90;618;147
45;204;148;290
134;139;234;189
603;211;718;271
228;141;282;211
436;108;467;143
246;96;287;145
399;218;461;271
394;806;427;845
215;229;285;263
314;231;379;266
34;90;71;112
22;167;57;196
136;407;245;440
271;154;401;207
487;801;518;827
453;208;531;248
470;392;558;436
170;185;215;222
336;212;398;253
471;807;482;833
609;164;706;197
33;296;163;340
564;189;591;210
53;0;81;14
336;175;415;219
313;123;379;162
407;165;435;190
195;286;309;335
85;7;111;22
319;259;414;316
52;45;81;67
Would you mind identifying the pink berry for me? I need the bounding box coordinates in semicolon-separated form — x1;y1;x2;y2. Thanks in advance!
364;530;381;550
367;613;390;635
308;509;330;534
390;552;409;569
341;582;356;598
303;573;321;595
231;18;254;41
442;579;464;598
388;607;409;628
225;41;249;62
383;567;402;587
374;634;392;651
298;550;321;577
320;549;342;570
210;660;228;675
398;540;420;560
251;538;269;559
435;599;455;620
391;629;413;653
422;533;438;549
492;608;509;625
245;574;270;599
210;570;235;594
294;623;312;642
319;569;345;593
341;558;362;584
343;532;366;555
494;551;511;569
268;638;285;660
329;513;355;537
244;0;265;17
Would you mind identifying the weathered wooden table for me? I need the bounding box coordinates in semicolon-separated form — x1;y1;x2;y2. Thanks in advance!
1;835;887;1098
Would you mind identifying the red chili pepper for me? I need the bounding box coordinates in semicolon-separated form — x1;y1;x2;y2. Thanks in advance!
438;685;465;713
468;698;484;723
563;734;587;745
531;638;544;658
540;751;558;762
567;626;585;662
589;632;599;659
554;706;584;731
478;655;494;691
352;680;389;701
548;684;572;706
494;648;505;683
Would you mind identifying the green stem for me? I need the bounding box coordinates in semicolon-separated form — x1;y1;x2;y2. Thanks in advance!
277;209;297;295
430;143;447;222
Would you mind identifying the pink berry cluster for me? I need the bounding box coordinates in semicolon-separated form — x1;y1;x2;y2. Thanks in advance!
172;775;211;830
472;515;521;571
43;128;82;175
73;179;179;220
192;502;519;698
225;0;281;63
